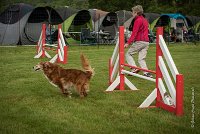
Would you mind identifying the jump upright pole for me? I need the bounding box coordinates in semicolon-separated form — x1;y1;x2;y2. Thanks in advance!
156;27;163;108
119;26;125;90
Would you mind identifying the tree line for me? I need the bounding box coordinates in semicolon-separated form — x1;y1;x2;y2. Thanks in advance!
0;0;200;16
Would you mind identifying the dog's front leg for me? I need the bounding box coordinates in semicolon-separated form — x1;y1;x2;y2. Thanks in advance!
63;89;72;98
57;84;71;98
58;78;73;98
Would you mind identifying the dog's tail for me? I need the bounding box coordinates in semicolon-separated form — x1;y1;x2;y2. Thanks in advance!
80;53;94;77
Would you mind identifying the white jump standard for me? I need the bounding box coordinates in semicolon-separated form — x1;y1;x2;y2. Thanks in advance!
34;24;68;64
106;26;184;116
34;24;51;59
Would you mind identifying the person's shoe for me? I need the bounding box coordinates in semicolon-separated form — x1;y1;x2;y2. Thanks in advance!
127;69;140;76
132;69;140;73
143;73;153;78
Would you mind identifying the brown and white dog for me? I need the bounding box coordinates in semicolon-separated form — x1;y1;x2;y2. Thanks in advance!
33;54;94;98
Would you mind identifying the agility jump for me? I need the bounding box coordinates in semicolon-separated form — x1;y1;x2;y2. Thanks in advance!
106;26;184;116
34;24;68;64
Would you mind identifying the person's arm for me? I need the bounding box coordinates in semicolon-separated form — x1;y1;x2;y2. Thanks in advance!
126;18;141;45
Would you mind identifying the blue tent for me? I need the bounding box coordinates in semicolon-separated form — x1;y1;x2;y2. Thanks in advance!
161;13;186;19
155;13;188;29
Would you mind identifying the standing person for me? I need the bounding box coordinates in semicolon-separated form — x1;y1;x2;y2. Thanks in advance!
124;5;153;78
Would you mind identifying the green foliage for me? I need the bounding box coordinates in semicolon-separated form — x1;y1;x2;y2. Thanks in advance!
0;0;89;13
0;0;199;16
88;0;200;16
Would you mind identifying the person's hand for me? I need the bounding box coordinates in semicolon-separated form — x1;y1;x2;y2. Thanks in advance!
124;43;129;48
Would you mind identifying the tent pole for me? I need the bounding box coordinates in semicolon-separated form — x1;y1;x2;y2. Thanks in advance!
97;18;99;48
19;4;21;45
168;18;170;45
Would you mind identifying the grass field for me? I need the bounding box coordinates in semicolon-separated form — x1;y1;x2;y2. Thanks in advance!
0;43;199;134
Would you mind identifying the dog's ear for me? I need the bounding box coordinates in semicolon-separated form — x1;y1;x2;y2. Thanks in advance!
43;62;51;68
39;62;45;65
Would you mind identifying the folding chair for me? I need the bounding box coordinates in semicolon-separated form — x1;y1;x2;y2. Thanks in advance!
81;28;96;45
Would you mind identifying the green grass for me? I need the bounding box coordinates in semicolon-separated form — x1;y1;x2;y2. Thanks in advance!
0;43;199;134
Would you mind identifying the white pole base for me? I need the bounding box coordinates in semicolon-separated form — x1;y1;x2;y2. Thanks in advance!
106;76;138;92
45;51;51;58
49;54;58;63
139;88;157;108
34;51;43;59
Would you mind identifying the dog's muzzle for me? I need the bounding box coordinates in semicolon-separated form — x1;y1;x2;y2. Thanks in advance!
33;65;42;71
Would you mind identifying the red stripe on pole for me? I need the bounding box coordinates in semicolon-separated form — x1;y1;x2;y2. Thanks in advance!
42;24;46;58
119;26;125;90
63;46;67;64
176;74;184;116
57;24;61;63
159;101;176;113
156;27;163;107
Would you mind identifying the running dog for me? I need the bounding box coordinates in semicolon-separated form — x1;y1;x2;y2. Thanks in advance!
33;54;94;98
